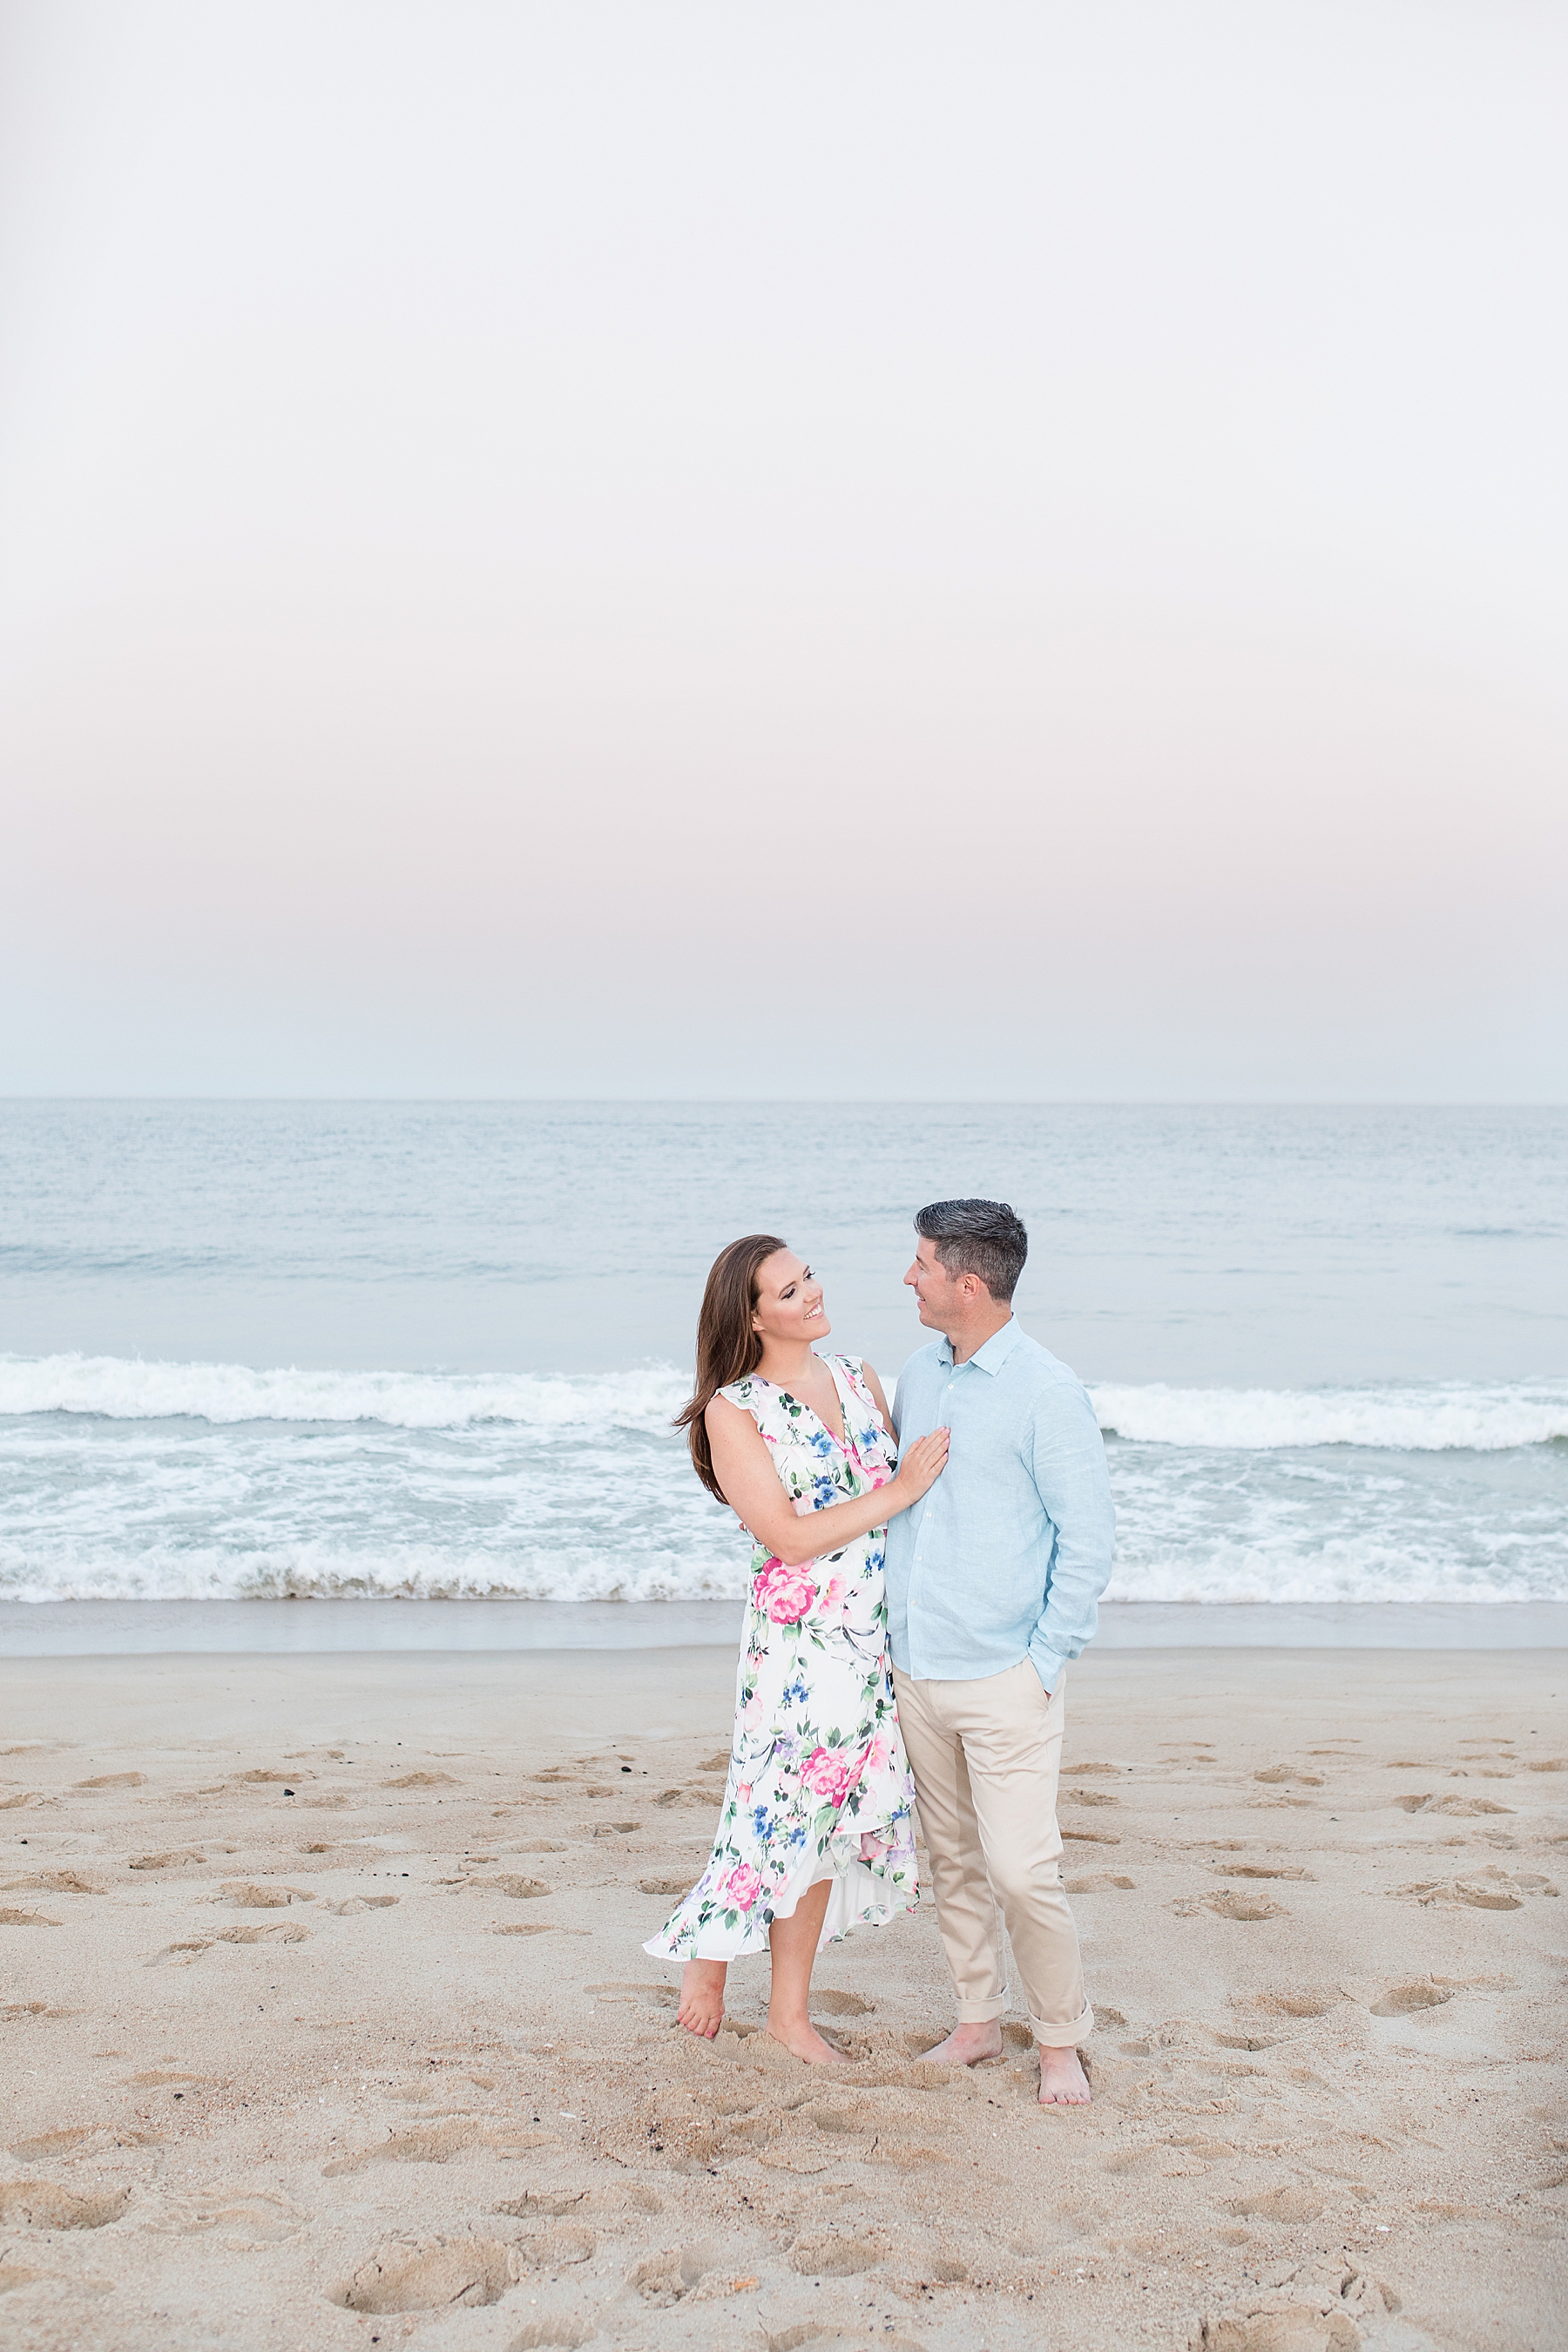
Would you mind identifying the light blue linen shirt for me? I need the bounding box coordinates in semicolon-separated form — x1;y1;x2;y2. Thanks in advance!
886;1317;1115;1692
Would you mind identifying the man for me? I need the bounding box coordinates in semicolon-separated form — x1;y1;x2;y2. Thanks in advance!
886;1199;1115;2106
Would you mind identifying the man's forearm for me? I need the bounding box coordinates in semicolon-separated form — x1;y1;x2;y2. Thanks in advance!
1027;1388;1117;1687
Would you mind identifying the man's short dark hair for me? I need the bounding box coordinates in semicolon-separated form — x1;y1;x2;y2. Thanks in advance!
914;1199;1029;1303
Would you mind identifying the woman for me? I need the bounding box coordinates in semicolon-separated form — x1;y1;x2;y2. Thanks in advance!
645;1233;949;2063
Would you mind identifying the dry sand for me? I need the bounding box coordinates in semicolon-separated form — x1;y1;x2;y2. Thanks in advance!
0;1643;1564;2352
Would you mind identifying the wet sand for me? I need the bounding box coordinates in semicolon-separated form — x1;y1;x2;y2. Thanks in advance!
1;1645;1564;2351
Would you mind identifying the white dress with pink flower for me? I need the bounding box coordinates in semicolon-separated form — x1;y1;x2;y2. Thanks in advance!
644;1353;920;1963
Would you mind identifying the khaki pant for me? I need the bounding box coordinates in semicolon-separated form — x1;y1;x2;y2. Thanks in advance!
893;1659;1092;2047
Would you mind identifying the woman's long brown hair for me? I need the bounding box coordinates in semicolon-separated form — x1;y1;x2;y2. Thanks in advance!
675;1233;788;1503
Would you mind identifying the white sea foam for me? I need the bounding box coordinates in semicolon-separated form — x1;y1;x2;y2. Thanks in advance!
5;1355;1566;1452
0;1354;691;1432
0;1543;747;1608
1088;1380;1568;1452
3;1355;1565;1610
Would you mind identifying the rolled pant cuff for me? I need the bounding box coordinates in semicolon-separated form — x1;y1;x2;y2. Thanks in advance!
1028;2000;1094;2048
954;1998;1007;2024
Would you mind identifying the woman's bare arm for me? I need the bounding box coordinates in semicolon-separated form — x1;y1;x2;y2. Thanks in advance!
705;1394;947;1569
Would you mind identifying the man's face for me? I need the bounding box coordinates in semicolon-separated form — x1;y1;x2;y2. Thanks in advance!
904;1234;963;1330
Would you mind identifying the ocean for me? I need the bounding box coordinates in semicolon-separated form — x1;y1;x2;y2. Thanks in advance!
1;1101;1565;1617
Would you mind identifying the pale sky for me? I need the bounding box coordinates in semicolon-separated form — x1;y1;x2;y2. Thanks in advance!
2;2;1564;1099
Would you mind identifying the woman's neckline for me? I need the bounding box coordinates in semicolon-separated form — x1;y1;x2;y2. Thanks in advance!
751;1353;849;1453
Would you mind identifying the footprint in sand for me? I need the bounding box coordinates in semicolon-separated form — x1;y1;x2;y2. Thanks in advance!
766;2329;923;2352
0;2180;130;2229
330;2234;520;2311
494;2189;588;2220
1175;1891;1286;1922
585;1980;678;2009
0;1908;61;1928
151;2186;308;2247
1242;1989;1339;2018
1254;1766;1324;1788
233;1769;308;1786
383;1771;458;1789
1392;1867;1556;1909
787;2228;887;2277
7;2127;91;2163
215;1923;310;1945
638;1876;692;1896
322;2120;482;2175
1064;1871;1136;1893
128;1849;205;1871
75;1772;145;1789
808;1989;872;2017
1224;2182;1326;2222
509;2323;597;2350
1215;1863;1309;1881
588;1821;639;1839
1391;1791;1513;1816
462;1874;551;1901
629;2245;716;2305
520;2225;596;2268
1369;1978;1453;2017
326;2116;551;2177
216;1882;314;1909
3;1869;97;1896
1193;2303;1358;2349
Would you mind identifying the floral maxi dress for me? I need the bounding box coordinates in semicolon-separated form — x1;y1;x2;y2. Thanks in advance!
645;1354;920;1962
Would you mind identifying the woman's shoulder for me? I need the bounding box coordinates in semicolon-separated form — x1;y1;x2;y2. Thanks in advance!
713;1374;771;1413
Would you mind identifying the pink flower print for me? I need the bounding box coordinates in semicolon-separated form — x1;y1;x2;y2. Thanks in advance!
753;1558;817;1625
800;1745;852;1807
861;1734;888;1775
821;1574;845;1618
724;1862;763;1911
736;1782;753;1805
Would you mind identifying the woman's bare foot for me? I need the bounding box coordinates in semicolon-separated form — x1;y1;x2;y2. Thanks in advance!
676;1958;727;2038
767;2016;851;2065
1037;2044;1092;2105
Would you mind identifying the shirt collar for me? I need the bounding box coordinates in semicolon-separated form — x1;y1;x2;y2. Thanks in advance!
938;1316;1024;1375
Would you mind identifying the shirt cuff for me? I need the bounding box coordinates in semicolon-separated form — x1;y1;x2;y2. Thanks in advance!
1027;1633;1071;1693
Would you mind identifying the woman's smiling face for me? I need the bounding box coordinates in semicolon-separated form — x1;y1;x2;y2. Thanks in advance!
751;1248;830;1348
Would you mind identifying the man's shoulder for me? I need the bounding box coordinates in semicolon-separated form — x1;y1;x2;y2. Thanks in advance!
1004;1330;1092;1400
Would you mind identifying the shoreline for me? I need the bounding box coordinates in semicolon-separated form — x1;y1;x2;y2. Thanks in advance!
2;1594;1565;1658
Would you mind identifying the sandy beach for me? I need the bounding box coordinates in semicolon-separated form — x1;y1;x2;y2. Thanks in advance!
2;1643;1564;2352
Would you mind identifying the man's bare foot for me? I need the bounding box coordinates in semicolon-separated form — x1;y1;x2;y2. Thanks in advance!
767;2017;851;2065
676;1957;727;2038
920;2021;1004;2066
1037;2044;1092;2105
